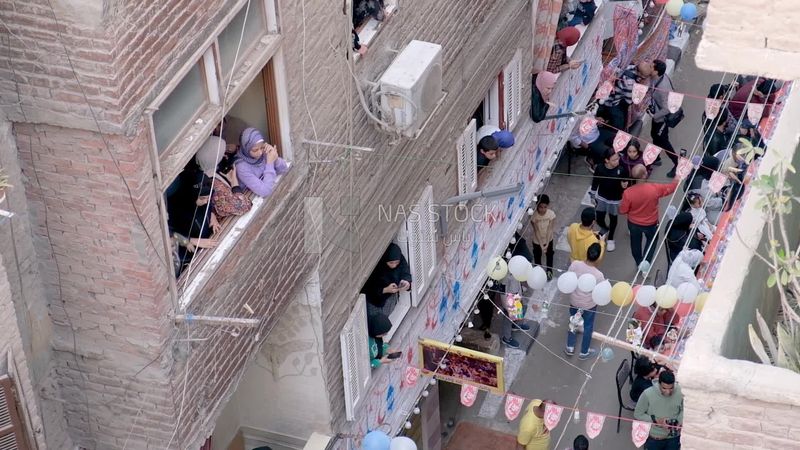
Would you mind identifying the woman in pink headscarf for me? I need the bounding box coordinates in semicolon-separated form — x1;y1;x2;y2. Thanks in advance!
530;71;558;123
547;26;582;73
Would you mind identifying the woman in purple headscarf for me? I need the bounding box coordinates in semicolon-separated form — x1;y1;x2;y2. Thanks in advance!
235;128;290;197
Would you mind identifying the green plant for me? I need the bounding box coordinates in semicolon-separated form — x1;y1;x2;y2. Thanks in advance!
748;161;800;373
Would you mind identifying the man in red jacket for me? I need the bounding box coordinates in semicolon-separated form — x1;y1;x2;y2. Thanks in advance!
620;165;678;269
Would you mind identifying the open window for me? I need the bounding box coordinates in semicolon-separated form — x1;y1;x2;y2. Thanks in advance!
502;49;523;131
456;119;478;198
352;0;398;57
340;295;371;421
0;357;31;450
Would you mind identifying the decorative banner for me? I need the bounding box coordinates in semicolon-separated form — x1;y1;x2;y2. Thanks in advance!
504;394;525;421
579;117;598;137
595;80;614;101
705;98;722;119
747;102;765;124
419;339;505;393
709;171;727;193
676;157;693;180
631;421;651;448
403;366;420;387
632;83;648;105
667;92;684;113
585;412;606;439
612;131;632;153
460;384;478;407
643;143;662;165
544;402;564;431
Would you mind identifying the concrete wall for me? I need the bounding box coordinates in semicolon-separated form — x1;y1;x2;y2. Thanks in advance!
696;0;800;80
679;86;800;449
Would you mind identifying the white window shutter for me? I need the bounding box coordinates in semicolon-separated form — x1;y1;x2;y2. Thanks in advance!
0;375;29;449
504;50;522;130
340;296;371;421
456;119;477;197
406;186;436;302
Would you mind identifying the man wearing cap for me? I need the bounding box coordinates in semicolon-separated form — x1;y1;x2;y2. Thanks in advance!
547;27;582;74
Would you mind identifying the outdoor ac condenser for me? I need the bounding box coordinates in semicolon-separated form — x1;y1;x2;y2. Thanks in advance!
378;40;443;138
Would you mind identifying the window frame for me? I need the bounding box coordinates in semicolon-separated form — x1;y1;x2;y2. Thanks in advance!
501;49;523;131
405;185;437;300
456;118;478;199
352;0;398;62
340;295;372;422
483;79;501;128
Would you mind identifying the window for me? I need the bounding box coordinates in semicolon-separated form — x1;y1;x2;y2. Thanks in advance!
340;295;371;421
502;50;523;130
218;0;267;80
352;0;398;57
153;58;214;154
457;119;478;197
0;375;30;449
405;185;437;298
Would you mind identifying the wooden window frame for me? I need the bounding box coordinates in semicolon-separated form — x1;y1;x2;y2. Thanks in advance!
0;375;30;450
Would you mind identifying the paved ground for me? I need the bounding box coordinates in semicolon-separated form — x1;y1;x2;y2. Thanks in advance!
438;21;726;450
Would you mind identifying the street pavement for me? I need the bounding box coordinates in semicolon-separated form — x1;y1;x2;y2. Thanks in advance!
439;22;726;450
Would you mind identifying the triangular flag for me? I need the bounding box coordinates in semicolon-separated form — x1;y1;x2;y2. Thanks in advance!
631;421;651;448
585;412;605;439
676;157;693;180
595;80;614;101
579;117;598;137
632;83;648;105
667;92;684;113
504;394;525;421
460;384;478;407
403;366;420;387
705;98;722;119
709;171;727;193
643;143;662;166
612;131;632;153
747;103;765;125
543;402;564;431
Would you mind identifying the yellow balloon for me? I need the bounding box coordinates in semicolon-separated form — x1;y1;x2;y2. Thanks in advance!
610;282;633;306
486;257;508;281
666;0;683;17
695;292;709;312
655;285;678;309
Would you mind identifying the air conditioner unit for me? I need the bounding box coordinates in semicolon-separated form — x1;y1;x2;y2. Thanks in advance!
378;40;443;138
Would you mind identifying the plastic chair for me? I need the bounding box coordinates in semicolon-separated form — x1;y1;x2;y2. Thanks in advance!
615;358;637;432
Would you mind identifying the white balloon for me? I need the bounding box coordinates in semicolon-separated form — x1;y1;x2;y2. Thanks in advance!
508;255;532;282
528;265;548;290
592;280;613;306
655;285;679;309
635;285;657;307
577;273;597;293
677;282;699;304
390;436;418;450
557;272;579;294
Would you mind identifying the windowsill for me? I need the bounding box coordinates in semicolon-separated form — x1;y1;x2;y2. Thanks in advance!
177;166;290;310
384;291;412;342
353;4;398;63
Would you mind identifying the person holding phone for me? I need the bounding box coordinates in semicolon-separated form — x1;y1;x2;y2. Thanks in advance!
362;243;413;317
367;313;401;368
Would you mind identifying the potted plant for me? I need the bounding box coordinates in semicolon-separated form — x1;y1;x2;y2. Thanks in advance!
0;169;11;204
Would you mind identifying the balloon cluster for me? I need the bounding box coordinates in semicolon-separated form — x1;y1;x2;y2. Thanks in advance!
664;0;698;21
555;271;704;309
487;255;549;290
362;431;418;450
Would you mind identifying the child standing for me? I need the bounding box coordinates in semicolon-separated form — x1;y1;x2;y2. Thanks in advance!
530;195;557;280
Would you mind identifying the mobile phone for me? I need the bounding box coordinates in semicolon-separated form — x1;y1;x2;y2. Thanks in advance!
386;352;402;360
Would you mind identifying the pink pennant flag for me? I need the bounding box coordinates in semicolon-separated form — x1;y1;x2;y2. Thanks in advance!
667;92;684;114
632;83;648;105
504;395;525;421
676;157;693;180
595;81;614;101
709;171;727;193
631;421;651;448
613;131;632;153
543;402;564;431
705;98;722;119
747;103;765;124
403;366;420;387
579;117;598;137
460;384;478;407
643;143;662;166
585;412;606;439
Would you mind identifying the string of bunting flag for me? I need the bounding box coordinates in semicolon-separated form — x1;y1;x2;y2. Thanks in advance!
401;363;678;448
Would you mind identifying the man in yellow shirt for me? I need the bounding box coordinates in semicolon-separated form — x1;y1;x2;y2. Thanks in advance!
517;399;550;450
567;207;606;262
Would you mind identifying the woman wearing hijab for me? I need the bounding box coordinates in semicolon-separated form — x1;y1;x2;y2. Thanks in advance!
235;128;290;197
367;313;396;368
666;249;704;290
664;212;703;267
530;71;558;123
362;243;412;316
195;135;253;221
547;27;582;73
516;399;550;450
